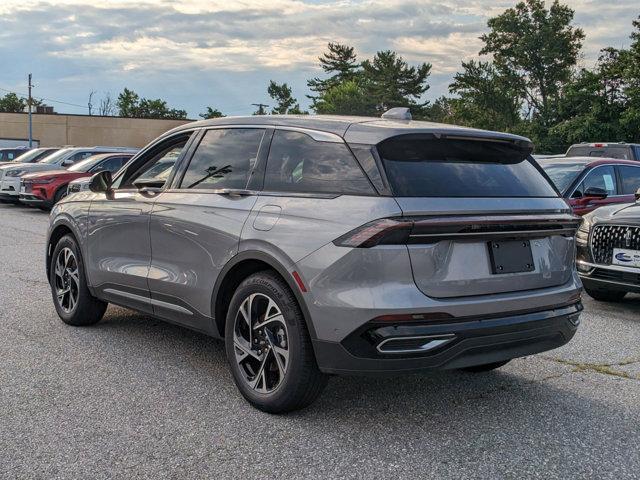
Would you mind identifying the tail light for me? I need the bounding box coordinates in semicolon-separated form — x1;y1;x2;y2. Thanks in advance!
333;218;412;248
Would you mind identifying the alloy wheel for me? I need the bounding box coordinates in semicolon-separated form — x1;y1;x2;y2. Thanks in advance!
233;293;289;393
54;247;80;314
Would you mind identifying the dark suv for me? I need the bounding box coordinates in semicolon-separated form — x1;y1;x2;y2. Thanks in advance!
47;112;582;412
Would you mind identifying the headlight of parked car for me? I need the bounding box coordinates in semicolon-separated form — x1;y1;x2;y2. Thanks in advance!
576;215;592;246
5;169;27;177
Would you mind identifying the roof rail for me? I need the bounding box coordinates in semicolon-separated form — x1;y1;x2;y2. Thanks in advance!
381;107;412;121
92;146;137;150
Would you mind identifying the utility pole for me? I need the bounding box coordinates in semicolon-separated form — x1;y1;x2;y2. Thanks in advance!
251;103;269;116
27;73;33;148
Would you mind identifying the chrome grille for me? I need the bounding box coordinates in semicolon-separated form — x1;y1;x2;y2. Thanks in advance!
591;225;640;264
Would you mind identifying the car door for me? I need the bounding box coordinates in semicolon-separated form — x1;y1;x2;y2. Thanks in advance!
570;165;620;215
86;133;193;314
147;127;269;332
616;165;640;202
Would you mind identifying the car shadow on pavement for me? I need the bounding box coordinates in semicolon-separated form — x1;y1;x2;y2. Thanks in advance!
88;305;628;419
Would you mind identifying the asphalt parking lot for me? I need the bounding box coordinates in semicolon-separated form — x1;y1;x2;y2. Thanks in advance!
1;202;639;479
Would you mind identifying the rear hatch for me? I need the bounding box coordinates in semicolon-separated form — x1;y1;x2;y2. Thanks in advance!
376;134;579;299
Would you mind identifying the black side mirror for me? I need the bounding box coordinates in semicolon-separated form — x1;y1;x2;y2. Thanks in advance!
62;160;74;167
635;187;640;201
583;186;608;200
89;170;113;193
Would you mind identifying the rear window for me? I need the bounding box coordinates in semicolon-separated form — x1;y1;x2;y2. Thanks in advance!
377;136;557;198
566;145;632;160
537;160;587;194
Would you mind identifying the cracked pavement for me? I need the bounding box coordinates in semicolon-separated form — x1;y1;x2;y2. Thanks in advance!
1;203;639;479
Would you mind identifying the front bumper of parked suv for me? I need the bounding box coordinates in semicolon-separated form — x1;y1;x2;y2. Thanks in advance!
576;222;640;294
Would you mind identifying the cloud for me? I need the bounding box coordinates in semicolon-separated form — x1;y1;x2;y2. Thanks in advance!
0;0;637;117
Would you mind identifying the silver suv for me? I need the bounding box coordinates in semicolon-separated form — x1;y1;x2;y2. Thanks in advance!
47;113;583;412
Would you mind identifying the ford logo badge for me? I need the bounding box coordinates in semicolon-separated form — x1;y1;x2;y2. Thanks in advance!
615;252;632;262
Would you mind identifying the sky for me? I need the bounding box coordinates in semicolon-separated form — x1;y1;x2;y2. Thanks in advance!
0;0;638;118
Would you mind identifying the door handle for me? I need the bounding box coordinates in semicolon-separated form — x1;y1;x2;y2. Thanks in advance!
217;188;254;197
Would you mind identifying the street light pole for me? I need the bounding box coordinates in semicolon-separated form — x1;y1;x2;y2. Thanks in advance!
27;73;33;148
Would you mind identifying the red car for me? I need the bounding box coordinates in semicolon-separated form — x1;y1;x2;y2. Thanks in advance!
537;156;640;215
19;153;134;209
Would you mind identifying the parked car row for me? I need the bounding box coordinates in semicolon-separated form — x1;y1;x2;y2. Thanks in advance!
0;146;137;209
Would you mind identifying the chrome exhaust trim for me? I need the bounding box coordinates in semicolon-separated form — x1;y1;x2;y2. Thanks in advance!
376;334;456;354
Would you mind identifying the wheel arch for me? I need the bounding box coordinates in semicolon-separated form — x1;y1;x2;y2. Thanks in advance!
46;217;83;284
211;251;317;342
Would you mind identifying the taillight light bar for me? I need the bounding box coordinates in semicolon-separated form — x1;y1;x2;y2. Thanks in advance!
333;218;413;248
333;214;581;248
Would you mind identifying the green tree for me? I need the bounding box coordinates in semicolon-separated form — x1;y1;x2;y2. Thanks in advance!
267;81;304;114
480;0;585;127
361;50;431;115
313;80;376;116
550;48;628;147
200;107;225;119
0;93;27;113
116;88;187;119
307;42;361;104
448;60;523;132
116;88;140;117
621;16;640;138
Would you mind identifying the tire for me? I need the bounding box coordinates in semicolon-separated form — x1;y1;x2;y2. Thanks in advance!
584;286;627;302
53;187;67;205
461;360;510;373
225;271;328;413
49;234;107;326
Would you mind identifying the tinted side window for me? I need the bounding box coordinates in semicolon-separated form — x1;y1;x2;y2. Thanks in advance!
70;151;94;162
113;136;190;190
618;166;640;195
634;146;640;160
93;156;127;173
264;130;373;195
180;129;265;190
581;166;617;195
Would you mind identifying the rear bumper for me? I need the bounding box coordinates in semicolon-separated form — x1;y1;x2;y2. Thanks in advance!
313;303;581;375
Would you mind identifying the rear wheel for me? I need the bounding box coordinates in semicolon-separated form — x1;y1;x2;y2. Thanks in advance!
461;360;510;373
50;234;107;326
225;271;327;413
584;286;627;302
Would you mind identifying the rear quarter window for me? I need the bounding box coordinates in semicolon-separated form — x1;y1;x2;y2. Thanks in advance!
264;130;374;195
377;135;557;198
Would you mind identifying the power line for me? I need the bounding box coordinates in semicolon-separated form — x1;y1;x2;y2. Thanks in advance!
0;85;87;109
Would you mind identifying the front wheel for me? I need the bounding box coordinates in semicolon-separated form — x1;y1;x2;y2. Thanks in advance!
225;271;327;413
50;234;107;326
